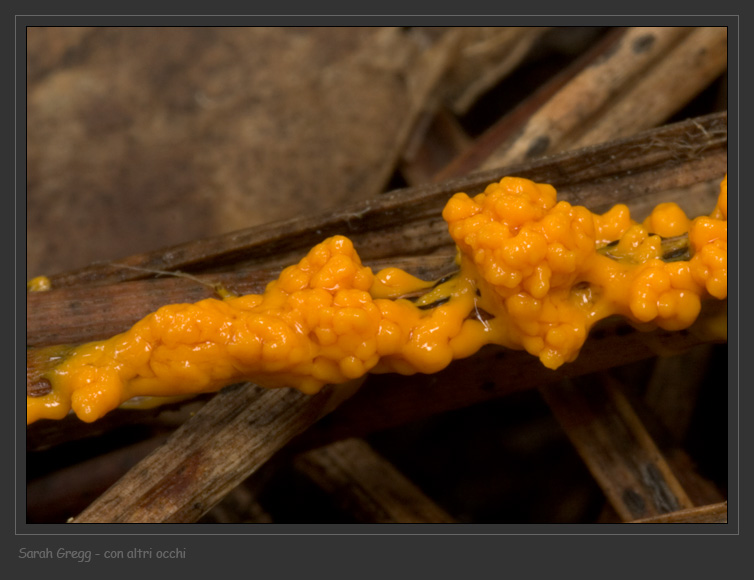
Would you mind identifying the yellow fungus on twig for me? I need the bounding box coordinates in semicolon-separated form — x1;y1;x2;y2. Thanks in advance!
27;176;727;424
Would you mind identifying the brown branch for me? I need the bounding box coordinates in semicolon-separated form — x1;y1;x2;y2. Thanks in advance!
434;27;628;181
35;112;725;292
630;501;727;524
26;256;456;349
539;375;695;521
71;381;358;523
564;27;727;153
478;27;726;171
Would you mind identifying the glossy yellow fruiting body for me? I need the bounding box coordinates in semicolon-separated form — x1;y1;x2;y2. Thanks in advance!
442;177;726;368
27;176;728;424
27;276;52;292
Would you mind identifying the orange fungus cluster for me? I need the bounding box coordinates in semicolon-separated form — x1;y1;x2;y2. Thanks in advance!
27;176;727;424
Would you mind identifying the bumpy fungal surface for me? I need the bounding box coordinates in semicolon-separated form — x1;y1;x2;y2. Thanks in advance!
27;176;728;424
442;176;727;368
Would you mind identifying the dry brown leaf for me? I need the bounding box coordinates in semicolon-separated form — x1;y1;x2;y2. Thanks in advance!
27;27;459;278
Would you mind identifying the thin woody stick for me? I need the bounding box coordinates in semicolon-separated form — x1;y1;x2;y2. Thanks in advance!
564;27;727;153
630;501;727;523
539;375;695;521
435;27;725;178
71;380;359;523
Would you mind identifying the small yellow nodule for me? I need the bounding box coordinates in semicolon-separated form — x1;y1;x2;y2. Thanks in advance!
27;275;52;292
